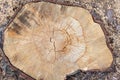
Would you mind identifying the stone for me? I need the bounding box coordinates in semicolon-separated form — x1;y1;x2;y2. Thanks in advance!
3;2;113;80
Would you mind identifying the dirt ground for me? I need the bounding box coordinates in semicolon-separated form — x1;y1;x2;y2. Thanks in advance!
0;0;120;80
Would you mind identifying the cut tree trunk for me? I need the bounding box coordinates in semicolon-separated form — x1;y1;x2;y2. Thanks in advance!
3;2;113;80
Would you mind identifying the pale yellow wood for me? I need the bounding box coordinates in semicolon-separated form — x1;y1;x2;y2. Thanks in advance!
3;2;113;80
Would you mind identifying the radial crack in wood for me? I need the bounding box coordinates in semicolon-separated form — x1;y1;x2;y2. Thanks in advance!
3;2;113;80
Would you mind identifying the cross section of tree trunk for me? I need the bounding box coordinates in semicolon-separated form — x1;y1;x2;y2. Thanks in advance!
3;2;113;80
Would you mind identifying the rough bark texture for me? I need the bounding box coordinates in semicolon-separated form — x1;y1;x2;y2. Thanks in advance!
0;0;120;80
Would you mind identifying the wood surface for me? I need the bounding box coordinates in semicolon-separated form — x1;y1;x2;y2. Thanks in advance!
3;2;113;80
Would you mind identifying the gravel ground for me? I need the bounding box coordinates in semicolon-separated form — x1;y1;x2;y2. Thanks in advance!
0;0;120;80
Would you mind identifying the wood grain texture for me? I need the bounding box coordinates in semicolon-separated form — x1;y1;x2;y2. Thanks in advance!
3;2;113;80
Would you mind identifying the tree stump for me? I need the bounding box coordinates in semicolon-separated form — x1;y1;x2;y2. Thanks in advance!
3;2;113;80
